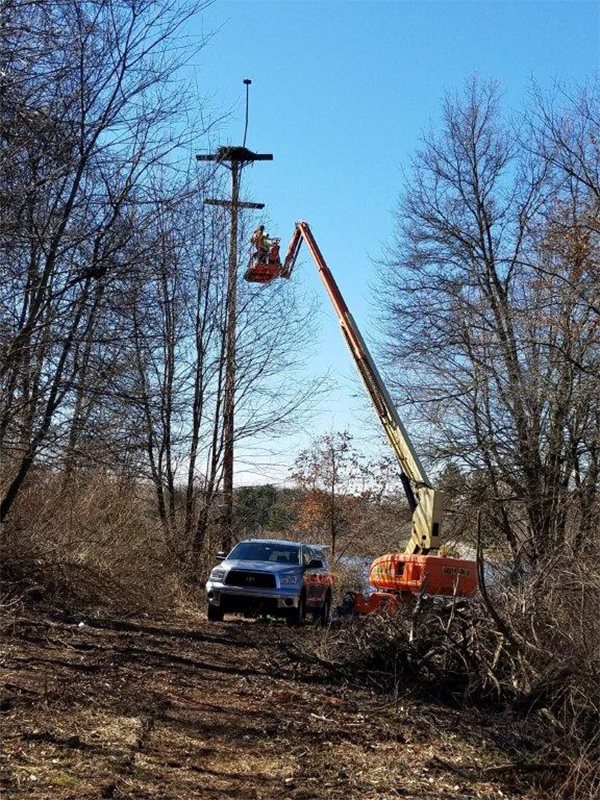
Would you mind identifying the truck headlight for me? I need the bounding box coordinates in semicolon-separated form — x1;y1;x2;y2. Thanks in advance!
280;572;301;586
209;568;226;582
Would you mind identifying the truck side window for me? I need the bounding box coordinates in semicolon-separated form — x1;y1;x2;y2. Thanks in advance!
309;549;324;569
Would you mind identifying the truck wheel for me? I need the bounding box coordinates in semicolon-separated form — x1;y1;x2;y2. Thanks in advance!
207;604;224;622
286;592;306;627
316;591;332;627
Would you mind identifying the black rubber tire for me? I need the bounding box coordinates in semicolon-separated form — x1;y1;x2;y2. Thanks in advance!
286;592;306;627
207;604;224;622
316;591;332;627
338;591;357;617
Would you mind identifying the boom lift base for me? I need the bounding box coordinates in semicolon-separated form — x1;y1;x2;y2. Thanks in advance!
352;555;477;614
368;553;477;601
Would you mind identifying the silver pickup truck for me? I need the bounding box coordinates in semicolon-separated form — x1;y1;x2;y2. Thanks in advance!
205;539;334;626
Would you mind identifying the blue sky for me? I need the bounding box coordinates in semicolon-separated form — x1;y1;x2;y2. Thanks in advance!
188;1;599;485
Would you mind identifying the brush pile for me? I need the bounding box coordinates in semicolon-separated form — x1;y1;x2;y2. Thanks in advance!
281;561;600;799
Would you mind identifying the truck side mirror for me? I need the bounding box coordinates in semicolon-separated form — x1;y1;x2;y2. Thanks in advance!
216;551;227;561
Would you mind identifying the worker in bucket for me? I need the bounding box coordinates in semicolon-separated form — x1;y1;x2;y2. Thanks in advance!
262;231;272;259
251;224;269;264
268;239;280;265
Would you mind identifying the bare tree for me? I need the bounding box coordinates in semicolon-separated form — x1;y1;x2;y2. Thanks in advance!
103;176;322;573
377;77;600;567
292;431;363;557
0;0;209;522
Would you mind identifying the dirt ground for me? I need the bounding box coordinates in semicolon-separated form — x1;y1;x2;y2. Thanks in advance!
0;608;535;799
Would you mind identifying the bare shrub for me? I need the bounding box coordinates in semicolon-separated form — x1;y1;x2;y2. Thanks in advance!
1;473;187;616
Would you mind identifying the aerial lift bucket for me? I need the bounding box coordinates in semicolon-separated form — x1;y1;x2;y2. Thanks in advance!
244;263;282;283
244;239;283;283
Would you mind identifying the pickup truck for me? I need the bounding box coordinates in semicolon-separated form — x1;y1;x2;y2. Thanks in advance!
205;538;334;626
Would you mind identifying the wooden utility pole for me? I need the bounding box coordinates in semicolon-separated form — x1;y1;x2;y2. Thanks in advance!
196;83;272;551
222;161;240;552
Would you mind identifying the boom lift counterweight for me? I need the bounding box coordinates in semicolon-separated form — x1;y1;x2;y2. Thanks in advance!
246;221;477;611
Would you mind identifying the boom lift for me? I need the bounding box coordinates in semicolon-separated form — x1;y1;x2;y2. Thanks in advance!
245;221;477;612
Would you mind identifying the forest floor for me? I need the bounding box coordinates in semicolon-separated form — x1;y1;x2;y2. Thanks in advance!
0;606;540;799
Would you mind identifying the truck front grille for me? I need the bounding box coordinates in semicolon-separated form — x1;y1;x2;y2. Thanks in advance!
225;570;276;589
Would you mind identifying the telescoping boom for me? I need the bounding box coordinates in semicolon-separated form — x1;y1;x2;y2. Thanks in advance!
245;221;477;608
283;222;442;556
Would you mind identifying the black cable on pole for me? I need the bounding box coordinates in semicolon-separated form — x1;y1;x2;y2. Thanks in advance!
242;78;251;147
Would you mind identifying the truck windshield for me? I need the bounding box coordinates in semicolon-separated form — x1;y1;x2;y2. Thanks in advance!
228;543;300;565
